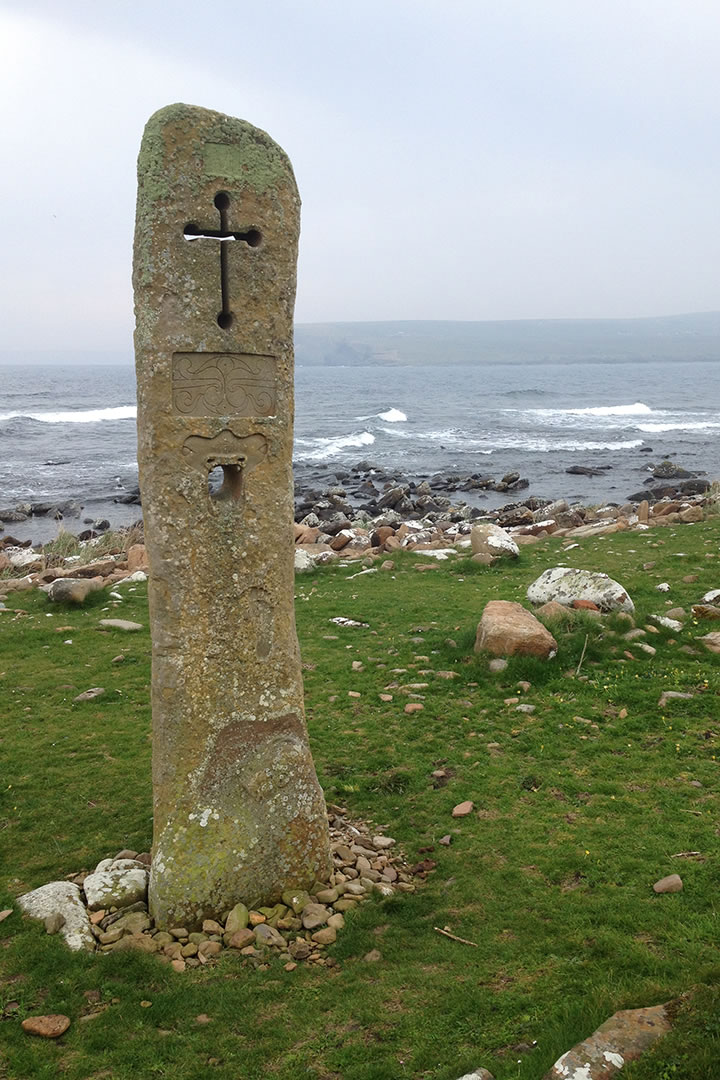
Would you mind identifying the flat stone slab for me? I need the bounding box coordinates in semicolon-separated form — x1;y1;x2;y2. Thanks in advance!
17;881;94;952
543;1003;671;1078
98;619;144;631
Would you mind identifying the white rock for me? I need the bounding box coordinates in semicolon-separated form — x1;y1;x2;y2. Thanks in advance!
17;881;94;951
702;589;720;603
410;548;456;559
527;567;634;613
7;548;40;569
656;582;670;592
470;524;519;559
83;866;148;911
114;571;148;584
294;549;314;572
649;614;683;631
94;857;114;874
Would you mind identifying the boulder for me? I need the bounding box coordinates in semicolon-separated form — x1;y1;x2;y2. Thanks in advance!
475;601;558;659
470;524;519;559
543;1004;671;1079
43;577;103;605
83;865;148;910
527;567;634;613
699;632;720;655
126;544;149;572
17;881;94;951
294;549;315;573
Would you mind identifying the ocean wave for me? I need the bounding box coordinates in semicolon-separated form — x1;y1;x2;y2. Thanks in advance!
475;437;646;453
637;421;720;432
295;431;376;459
0;405;137;423
355;407;408;422
526;402;654;418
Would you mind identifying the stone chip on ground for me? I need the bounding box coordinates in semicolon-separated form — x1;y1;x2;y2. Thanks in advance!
542;1003;671;1079
452;801;474;817
98;618;144;631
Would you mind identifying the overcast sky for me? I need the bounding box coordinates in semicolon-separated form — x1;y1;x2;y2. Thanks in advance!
2;0;719;351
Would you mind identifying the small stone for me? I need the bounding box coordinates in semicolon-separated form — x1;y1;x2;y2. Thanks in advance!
115;849;138;861
284;961;298;971
316;887;339;904
488;658;508;673
0;909;12;923
198;940;222;958
281;890;310;915
98;619;143;631
372;835;395;849
224;902;249;933
301;903;331;930
111;654;126;664
226;926;255;949
22;1014;71;1039
439;835;452;846
202;919;224;935
44;912;66;935
333;898;358;913
254;923;286;947
363;949;382;963
312;926;337;945
348;690;361;698
74;687;105;702
379;693;393;702
169;927;189;939
170;959;186;972
327;913;345;930
653;874;683;894
452;801;474;818
404;703;424;713
248;910;266;926
181;942;198;957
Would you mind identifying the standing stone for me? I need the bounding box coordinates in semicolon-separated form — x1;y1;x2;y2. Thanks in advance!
133;103;331;929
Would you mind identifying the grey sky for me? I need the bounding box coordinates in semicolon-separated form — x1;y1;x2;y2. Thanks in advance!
1;0;719;350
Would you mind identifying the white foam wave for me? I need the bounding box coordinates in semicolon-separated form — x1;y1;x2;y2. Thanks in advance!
295;431;375;460
473;438;644;453
638;421;720;432
569;402;653;417
0;406;137;424
377;408;407;422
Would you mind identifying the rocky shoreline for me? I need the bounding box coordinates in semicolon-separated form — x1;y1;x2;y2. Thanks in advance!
0;456;714;550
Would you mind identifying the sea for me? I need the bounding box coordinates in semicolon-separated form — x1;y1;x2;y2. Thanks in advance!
2;358;720;544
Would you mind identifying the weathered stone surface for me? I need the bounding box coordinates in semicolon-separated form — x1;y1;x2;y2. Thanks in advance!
134;104;330;929
83;866;148;911
43;577;102;605
543;1003;671;1078
17;881;94;952
470;523;519;558
475;601;558;659
699;632;720;654
98;618;143;631
527;567;634;613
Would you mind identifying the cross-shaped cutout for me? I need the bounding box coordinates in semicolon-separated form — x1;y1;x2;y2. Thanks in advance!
184;192;262;329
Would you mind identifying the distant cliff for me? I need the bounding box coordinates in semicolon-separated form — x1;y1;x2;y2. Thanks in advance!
294;312;720;366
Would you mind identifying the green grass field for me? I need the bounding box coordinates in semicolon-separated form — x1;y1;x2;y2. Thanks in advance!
2;519;720;1079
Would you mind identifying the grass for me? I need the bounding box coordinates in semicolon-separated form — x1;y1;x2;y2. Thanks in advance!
2;518;720;1078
